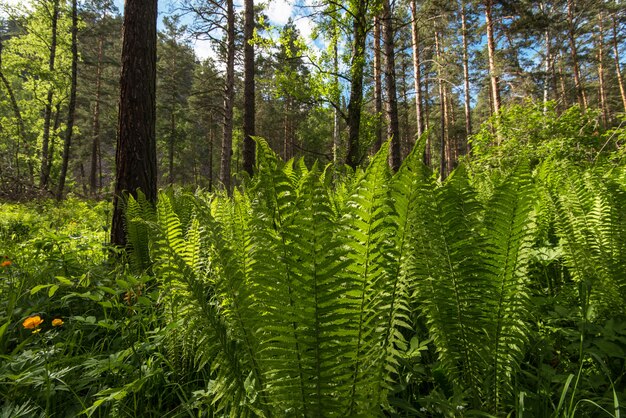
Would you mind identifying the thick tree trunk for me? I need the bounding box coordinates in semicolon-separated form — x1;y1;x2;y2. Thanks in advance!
56;0;78;200
219;0;235;193
372;16;383;154
40;0;60;190
242;0;255;176
410;0;424;141
567;0;587;110
485;0;500;115
345;6;368;169
597;13;608;126
111;0;158;247
90;36;103;195
382;0;400;171
612;13;626;113
460;0;472;153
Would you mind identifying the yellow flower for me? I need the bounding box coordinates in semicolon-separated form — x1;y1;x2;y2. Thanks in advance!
32;328;42;334
1;260;11;267
23;315;44;329
52;318;64;327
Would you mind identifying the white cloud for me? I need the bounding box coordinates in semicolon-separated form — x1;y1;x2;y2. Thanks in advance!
266;0;293;25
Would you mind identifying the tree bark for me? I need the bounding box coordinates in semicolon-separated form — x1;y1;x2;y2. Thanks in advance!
597;13;608;126
410;0;424;141
435;31;448;179
168;110;176;185
56;0;78;200
345;3;368;169
485;0;500;115
90;36;103;195
612;13;626;114
460;0;472;153
111;0;158;247
382;0;401;171
332;34;340;165
219;0;235;193
242;0;255;176
543;29;551;114
372;16;383;154
567;0;587;110
39;0;60;190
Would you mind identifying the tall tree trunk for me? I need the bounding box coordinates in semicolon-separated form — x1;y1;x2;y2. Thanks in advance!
111;0;158;247
332;35;340;165
208;119;213;192
345;4;368;169
567;0;587;110
543;29;551;113
410;0;424;141
40;0;60;189
219;0;235;193
382;0;401;171
558;53;568;109
56;0;78;200
485;0;500;115
168;109;175;185
400;57;411;158
597;13;608;126
612;13;626;113
460;0;472;153
435;31;448;179
242;0;255;176
372;16;383;154
90;36;104;195
423;63;431;166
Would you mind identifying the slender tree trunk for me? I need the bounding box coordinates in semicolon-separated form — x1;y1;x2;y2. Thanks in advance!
423;63;431;166
597;13;608;126
168;109;175;185
332;36;340;165
410;0;424;141
56;0;78;200
220;0;235;193
460;0;472;153
346;5;368;169
40;0;60;189
208;120;213;192
382;0;401;171
242;0;255;176
485;0;500;115
400;57;411;158
558;53;568;109
372;16;383;154
90;36;103;195
612;13;626;113
111;0;158;247
543;29;551;114
435;31;448;179
567;0;587;110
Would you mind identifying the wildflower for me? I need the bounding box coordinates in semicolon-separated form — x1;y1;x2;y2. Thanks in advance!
52;318;64;327
1;260;11;267
23;315;44;330
32;328;42;334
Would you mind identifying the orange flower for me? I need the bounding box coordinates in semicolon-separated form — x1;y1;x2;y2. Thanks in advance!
52;318;64;327
1;260;11;267
23;315;44;330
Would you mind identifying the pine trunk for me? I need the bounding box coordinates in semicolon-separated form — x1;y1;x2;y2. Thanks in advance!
410;0;424;142
111;0;158;247
597;13;608;126
567;0;587;110
346;6;367;169
382;0;401;171
485;0;500;115
460;0;472;153
219;0;235;193
612;13;626;113
373;16;383;154
242;0;255;176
